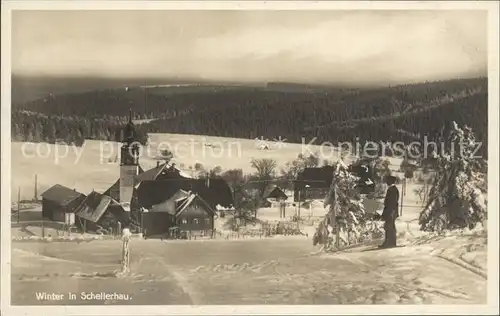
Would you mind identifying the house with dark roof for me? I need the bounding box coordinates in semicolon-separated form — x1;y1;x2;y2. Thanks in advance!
97;112;234;236
293;162;377;200
295;166;335;189
294;166;334;202
103;161;193;202
232;181;287;209
135;178;234;210
141;190;216;239
74;191;129;233
41;184;86;223
262;184;288;200
175;193;216;237
140;189;188;238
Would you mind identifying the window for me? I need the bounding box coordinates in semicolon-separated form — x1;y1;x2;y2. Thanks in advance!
205;218;210;225
181;219;188;225
193;218;199;225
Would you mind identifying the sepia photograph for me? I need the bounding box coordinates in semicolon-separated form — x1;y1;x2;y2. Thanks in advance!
1;1;499;315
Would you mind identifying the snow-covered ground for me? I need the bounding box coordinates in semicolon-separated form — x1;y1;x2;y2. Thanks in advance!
9;136;489;305
11;228;487;305
10;181;488;305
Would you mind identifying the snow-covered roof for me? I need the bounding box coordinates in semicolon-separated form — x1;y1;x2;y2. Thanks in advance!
175;190;190;201
176;193;215;217
178;169;193;179
216;204;235;211
163;161;194;179
74;191;123;223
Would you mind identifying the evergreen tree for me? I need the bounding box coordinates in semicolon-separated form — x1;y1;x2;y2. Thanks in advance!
33;121;43;142
315;161;382;251
418;121;487;232
25;130;34;142
12;123;23;141
44;119;56;142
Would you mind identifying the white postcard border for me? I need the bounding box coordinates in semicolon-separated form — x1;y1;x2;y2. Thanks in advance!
1;1;499;315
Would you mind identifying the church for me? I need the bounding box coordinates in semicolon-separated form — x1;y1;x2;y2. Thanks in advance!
108;110;235;238
42;110;235;239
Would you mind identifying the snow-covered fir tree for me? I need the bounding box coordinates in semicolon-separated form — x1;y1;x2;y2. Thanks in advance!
419;121;487;232
313;160;383;250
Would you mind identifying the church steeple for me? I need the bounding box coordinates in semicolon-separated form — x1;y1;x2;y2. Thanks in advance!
119;108;140;206
120;109;139;166
122;108;137;145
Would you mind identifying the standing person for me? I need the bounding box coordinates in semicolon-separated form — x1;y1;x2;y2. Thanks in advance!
380;175;400;248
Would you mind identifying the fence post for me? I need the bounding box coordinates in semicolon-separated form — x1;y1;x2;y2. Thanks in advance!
42;218;45;238
121;228;131;274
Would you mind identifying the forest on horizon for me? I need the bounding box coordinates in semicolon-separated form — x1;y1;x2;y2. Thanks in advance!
11;77;489;157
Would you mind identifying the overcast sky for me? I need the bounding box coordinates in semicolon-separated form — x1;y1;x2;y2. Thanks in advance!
11;10;487;85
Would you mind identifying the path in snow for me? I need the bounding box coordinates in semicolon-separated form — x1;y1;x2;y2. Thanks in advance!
11;231;487;305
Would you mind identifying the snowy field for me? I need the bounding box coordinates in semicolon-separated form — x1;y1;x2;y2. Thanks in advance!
11;134;357;201
10;182;488;305
11;229;487;305
9;136;488;305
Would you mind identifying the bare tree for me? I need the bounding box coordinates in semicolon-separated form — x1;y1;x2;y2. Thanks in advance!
250;158;277;180
280;153;320;180
222;169;245;189
199;165;223;179
210;165;222;177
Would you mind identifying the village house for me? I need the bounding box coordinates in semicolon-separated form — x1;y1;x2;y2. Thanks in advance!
73;191;129;234
262;184;289;219
140;189;216;239
294;166;335;202
135;178;233;210
40;184;86;224
174;192;216;238
103;160;194;202
262;184;288;201
238;181;279;207
100;110;234;238
39;110;234;238
294;162;377;201
135;178;232;238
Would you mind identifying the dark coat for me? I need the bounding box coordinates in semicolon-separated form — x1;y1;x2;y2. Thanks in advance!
382;185;399;221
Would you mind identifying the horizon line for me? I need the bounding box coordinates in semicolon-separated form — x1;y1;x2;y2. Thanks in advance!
11;73;488;86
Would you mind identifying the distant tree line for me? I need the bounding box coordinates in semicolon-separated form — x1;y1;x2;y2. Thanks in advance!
140;90;488;157
11;111;148;145
11;78;487;155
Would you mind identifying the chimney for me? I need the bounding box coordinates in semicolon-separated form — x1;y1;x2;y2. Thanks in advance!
157;161;160;168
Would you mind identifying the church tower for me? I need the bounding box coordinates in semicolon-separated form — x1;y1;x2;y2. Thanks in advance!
119;109;140;210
